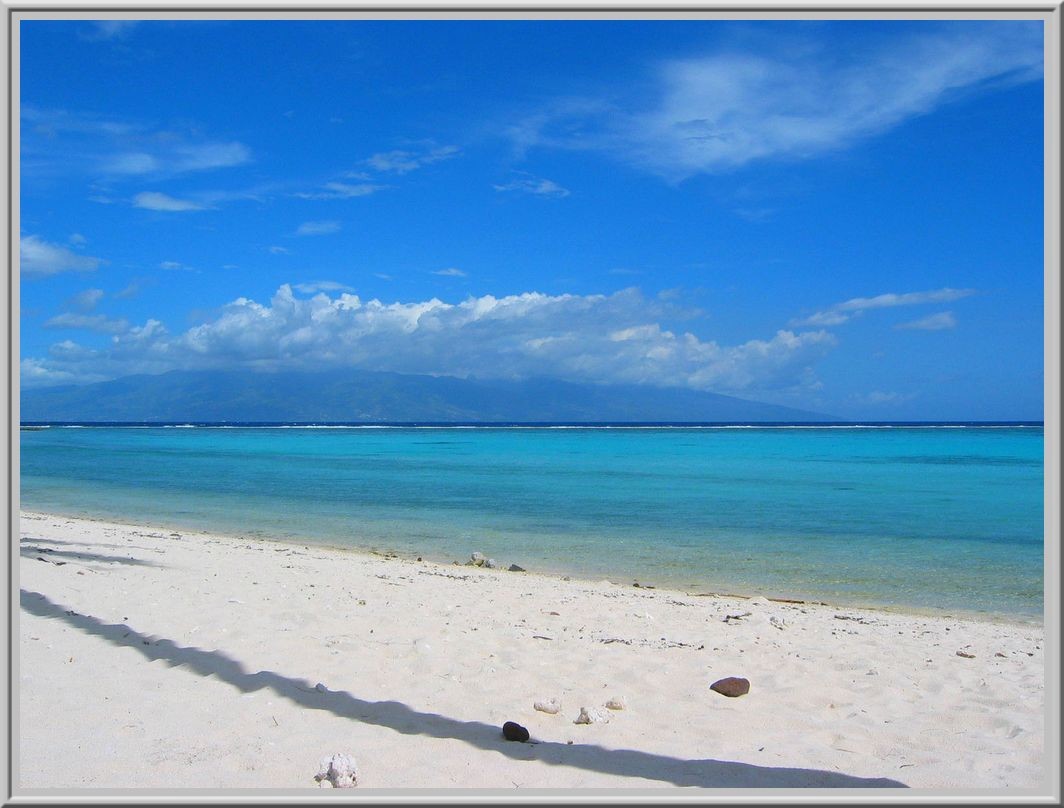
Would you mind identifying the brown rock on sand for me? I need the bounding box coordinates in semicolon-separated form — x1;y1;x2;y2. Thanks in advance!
710;676;751;697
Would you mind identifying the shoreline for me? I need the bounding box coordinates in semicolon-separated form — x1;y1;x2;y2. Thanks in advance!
18;510;1046;789
19;508;1043;627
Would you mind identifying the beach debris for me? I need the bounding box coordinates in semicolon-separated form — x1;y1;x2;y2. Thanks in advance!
956;650;976;659
502;721;530;742
834;614;876;625
469;552;486;567
710;677;751;698
722;612;752;624
315;753;358;788
995;652;1007;658
604;696;626;711
768;615;786;631
484;558;499;569
574;707;610;725
534;698;561;715
748;596;770;606
509;564;526;572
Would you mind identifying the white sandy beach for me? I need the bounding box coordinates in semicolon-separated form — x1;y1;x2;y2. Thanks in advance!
17;510;1045;792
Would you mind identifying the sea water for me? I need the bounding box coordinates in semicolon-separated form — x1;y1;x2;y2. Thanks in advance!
19;424;1044;619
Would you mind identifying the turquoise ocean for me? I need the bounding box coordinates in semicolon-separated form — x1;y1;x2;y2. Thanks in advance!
19;424;1044;620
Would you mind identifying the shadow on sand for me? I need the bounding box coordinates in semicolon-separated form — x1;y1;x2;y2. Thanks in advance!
21;589;907;789
19;544;161;568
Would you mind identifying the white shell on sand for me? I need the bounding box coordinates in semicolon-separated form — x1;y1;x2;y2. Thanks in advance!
534;698;561;714
605;696;626;710
574;706;609;724
315;753;358;788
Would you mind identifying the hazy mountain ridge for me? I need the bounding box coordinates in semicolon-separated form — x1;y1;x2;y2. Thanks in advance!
20;369;837;423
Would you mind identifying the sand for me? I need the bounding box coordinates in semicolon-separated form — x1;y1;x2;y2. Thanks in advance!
16;511;1046;792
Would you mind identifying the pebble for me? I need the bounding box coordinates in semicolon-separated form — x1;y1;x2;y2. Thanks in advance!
484;558;498;569
956;650;976;659
509;564;526;572
502;721;530;742
470;552;486;567
534;698;561;714
604;696;626;711
710;677;751;698
574;706;609;724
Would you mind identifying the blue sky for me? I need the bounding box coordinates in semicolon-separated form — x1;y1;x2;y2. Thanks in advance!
19;18;1045;420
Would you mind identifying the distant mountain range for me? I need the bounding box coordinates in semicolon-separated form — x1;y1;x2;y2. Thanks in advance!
20;369;837;423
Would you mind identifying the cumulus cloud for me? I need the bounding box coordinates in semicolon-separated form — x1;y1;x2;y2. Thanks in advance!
296;220;341;236
895;311;957;331
510;23;1042;180
133;191;208;212
22;285;836;395
493;175;571;197
365;144;460;174
20;235;103;277
792;288;976;327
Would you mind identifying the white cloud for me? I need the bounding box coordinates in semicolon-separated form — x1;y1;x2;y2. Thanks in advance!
104;142;250;177
83;21;139;40
133;192;207;212
69;233;87;245
296;220;341;236
159;261;186;270
895;310;957;331
292;281;355;294
44;312;130;334
511;24;1042;180
493;176;571;198
793;288;976;327
67;288;105;312
295;182;386;200
366;144;460;174
848;390;918;407
114;280;144;300
23;108;251;183
432;268;467;278
269;245;291;254
20;235;103;277
23;285;836;396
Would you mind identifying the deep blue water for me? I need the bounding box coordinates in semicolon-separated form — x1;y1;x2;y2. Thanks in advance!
19;424;1044;618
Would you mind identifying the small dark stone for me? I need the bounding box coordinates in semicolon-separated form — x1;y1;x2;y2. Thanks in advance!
502;721;530;742
710;676;750;698
417;557;422;562
508;564;526;572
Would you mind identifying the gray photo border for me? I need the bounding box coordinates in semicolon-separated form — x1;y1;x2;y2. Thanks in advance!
1;1;1060;805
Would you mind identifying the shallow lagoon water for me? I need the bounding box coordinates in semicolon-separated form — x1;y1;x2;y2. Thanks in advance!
20;424;1044;618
